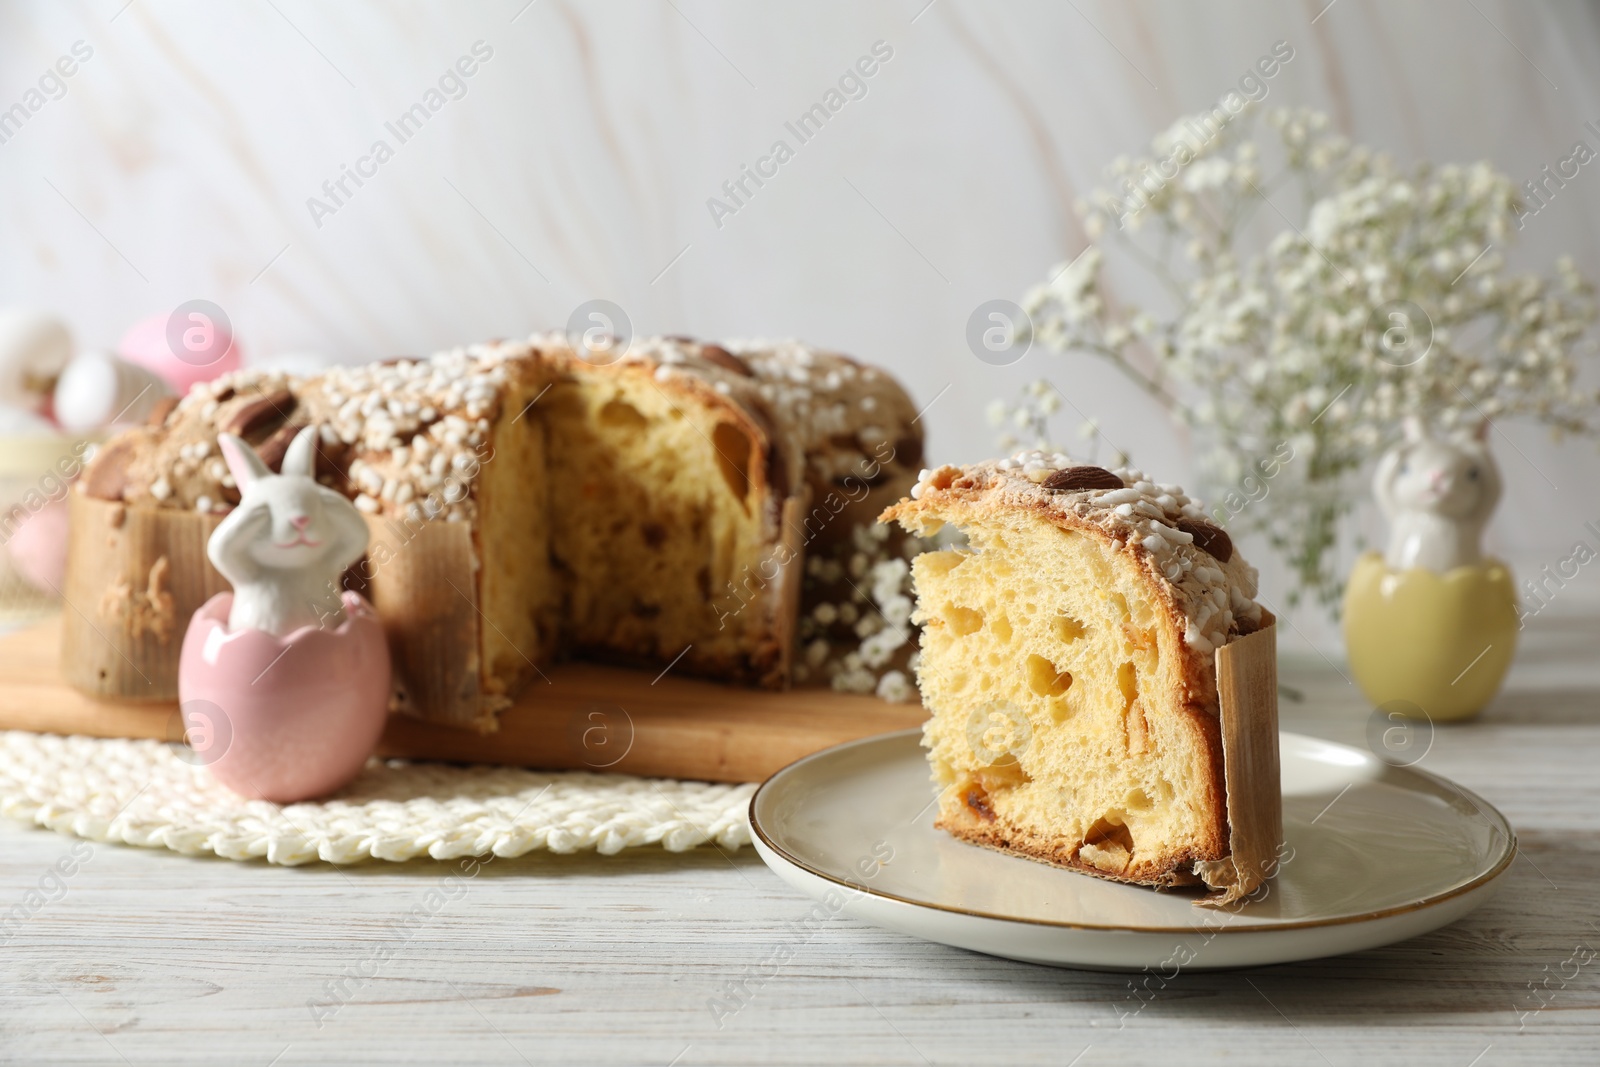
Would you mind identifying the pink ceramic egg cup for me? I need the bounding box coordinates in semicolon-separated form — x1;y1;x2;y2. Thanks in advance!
178;591;391;803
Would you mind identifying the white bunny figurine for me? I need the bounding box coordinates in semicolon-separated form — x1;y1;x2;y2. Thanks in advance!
1373;416;1502;573
211;426;370;635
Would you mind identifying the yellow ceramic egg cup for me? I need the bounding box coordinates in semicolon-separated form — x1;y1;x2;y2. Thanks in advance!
1341;552;1519;722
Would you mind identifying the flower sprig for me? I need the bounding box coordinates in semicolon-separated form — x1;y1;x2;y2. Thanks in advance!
1017;105;1600;611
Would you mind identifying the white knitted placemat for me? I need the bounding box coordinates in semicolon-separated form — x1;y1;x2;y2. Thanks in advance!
0;731;754;865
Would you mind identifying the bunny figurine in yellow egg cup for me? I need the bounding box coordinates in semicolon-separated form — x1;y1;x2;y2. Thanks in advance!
1342;417;1519;722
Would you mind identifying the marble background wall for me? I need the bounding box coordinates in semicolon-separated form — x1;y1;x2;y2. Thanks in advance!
4;0;1599;648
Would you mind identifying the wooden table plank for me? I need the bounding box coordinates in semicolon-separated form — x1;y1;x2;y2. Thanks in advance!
0;615;925;782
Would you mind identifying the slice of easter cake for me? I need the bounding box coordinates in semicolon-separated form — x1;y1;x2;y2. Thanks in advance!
882;453;1281;905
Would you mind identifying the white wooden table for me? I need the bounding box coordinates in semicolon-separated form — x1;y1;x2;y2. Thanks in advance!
1;608;1596;1067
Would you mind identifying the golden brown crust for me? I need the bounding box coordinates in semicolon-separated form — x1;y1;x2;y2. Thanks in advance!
721;337;922;493
936;807;1213;889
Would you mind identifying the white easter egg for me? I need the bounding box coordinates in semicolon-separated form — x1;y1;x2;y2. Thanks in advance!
0;309;72;409
53;350;172;433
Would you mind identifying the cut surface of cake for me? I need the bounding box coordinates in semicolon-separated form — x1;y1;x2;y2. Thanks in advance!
64;335;921;729
882;452;1279;903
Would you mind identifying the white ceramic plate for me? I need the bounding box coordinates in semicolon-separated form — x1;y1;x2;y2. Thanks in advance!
750;729;1514;970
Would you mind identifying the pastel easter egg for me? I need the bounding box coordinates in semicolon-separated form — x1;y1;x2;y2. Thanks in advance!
4;497;70;593
53;351;172;432
120;302;241;394
0;309;72;411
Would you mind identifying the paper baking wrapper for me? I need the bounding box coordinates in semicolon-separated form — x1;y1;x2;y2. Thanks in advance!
1193;620;1283;908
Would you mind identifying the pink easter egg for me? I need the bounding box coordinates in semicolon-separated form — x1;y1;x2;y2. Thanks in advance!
119;302;242;394
4;498;70;592
178;591;392;803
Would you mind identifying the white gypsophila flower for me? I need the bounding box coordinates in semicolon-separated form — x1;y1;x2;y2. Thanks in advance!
1014;104;1600;613
859;629;904;669
870;558;909;603
876;670;913;703
882;594;914;629
801;521;937;702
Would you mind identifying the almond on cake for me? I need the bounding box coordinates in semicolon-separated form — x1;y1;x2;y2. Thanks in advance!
882;452;1280;904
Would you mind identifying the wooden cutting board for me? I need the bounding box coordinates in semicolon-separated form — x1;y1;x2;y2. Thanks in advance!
0;615;925;783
